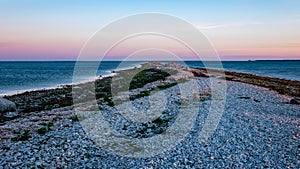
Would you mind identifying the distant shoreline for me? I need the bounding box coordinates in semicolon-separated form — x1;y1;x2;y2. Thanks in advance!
190;67;300;98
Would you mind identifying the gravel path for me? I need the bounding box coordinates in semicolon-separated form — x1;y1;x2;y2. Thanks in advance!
0;77;299;168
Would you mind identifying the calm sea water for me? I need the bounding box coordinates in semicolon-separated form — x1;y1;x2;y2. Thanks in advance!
0;61;144;95
0;60;299;95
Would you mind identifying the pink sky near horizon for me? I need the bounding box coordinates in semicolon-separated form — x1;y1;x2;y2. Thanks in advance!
1;27;299;61
1;40;298;61
0;1;300;61
1;21;299;61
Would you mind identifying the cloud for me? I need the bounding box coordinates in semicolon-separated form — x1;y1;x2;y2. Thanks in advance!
196;18;300;30
196;21;263;30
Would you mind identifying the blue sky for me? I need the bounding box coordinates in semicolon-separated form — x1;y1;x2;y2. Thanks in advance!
0;0;300;60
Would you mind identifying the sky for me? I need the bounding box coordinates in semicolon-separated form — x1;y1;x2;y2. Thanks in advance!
0;0;300;61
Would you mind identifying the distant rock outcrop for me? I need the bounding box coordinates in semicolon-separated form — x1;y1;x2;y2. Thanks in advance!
0;97;18;118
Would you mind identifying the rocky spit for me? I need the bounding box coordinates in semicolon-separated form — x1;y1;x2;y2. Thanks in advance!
0;63;299;168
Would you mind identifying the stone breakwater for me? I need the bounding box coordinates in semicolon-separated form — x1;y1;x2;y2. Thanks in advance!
0;62;299;168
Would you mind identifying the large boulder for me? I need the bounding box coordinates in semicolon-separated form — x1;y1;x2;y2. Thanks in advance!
0;98;17;117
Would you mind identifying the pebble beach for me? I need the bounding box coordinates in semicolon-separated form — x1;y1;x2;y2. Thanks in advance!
0;62;299;168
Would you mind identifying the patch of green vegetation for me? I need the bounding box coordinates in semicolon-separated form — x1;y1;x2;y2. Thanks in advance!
137;127;147;135
12;130;31;141
40;122;53;128
151;116;172;129
136;116;172;137
177;78;189;83
104;96;114;107
129;68;171;90
69;116;79;122
12;129;21;134
47;122;53;128
37;127;47;135
84;153;92;158
152;117;164;124
130;90;152;100
199;94;212;101
37;122;53;135
164;69;178;76
157;83;177;90
98;105;103;110
59;100;73;107
0;119;6;124
44;105;53;110
107;101;114;107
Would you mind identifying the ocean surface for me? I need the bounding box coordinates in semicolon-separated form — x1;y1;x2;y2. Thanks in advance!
185;60;300;81
0;60;299;96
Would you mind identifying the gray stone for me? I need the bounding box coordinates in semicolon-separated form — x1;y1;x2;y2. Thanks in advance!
290;98;300;105
4;111;19;118
0;97;17;116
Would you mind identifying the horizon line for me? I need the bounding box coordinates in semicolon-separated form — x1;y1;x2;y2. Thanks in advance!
0;59;299;62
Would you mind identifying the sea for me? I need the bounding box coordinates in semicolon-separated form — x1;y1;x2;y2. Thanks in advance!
0;60;299;96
